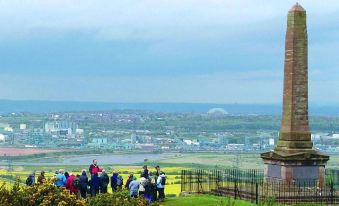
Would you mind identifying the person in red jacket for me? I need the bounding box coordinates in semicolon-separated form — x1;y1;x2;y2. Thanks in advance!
89;159;102;176
65;173;79;195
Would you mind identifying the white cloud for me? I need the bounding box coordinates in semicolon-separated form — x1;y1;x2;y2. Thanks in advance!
0;0;338;104
0;0;338;42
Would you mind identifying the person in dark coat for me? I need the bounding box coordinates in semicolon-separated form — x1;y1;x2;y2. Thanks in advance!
125;174;134;190
148;172;158;202
26;173;35;186
111;171;118;192
37;171;45;184
64;171;70;180
142;165;149;179
99;169;109;193
79;170;88;198
155;165;161;177
90;172;100;197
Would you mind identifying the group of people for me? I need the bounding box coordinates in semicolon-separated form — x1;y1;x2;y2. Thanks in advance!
25;159;166;202
124;165;166;202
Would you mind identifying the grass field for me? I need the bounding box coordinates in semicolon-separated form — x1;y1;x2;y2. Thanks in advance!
156;153;263;169
161;195;257;206
155;152;339;169
160;195;323;206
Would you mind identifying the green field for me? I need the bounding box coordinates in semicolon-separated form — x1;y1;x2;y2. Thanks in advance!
161;195;257;206
153;152;339;170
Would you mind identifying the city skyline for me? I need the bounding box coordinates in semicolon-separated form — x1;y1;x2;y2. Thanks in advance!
0;0;338;104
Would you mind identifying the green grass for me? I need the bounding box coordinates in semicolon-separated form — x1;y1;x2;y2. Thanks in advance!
160;195;324;206
161;195;256;206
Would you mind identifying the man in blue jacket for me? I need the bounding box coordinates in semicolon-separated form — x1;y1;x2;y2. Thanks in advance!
55;169;67;187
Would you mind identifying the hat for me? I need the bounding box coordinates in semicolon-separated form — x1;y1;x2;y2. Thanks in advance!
133;176;137;181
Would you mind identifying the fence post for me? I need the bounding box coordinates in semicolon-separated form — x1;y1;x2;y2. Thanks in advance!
256;182;258;205
234;173;237;200
331;181;334;205
181;170;183;192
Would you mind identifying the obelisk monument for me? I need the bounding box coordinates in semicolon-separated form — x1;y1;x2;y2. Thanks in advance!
261;3;329;184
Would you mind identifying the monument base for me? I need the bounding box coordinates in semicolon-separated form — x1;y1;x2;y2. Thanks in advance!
261;150;329;186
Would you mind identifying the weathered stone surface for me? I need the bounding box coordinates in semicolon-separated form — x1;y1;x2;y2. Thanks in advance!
260;3;329;184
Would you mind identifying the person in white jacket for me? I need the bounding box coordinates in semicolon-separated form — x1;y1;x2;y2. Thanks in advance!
156;173;166;202
139;176;147;196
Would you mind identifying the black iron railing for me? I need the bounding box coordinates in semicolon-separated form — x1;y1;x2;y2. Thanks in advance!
181;168;339;205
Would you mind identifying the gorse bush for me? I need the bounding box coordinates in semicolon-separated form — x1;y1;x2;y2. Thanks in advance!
0;180;86;206
89;192;158;206
0;179;86;206
0;179;156;206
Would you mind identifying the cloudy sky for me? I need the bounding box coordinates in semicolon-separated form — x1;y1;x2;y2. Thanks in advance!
0;0;338;104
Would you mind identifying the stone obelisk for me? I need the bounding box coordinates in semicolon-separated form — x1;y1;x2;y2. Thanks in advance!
261;3;329;185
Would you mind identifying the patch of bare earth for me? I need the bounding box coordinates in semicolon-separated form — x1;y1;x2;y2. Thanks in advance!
0;148;65;156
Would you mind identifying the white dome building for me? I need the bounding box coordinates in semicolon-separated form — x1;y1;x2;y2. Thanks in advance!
207;108;228;116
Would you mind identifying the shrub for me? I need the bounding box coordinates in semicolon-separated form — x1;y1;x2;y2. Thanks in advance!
0;179;157;206
89;192;157;206
0;179;86;206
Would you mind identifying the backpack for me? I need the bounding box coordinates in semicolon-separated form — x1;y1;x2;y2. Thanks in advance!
117;176;123;186
73;177;81;189
161;176;166;186
26;177;33;186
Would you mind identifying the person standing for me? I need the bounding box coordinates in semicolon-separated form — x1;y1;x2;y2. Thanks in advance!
89;159;101;176
111;171;118;192
90;172;100;196
26;172;35;186
125;174;133;190
142;165;149;179
64;171;70;181
150;172;158;202
156;172;166;202
37;171;45;184
155;165;161;177
79;170;88;198
139;176;147;197
99;169;109;193
129;176;139;198
65;173;79;195
144;172;154;202
117;172;123;190
55;169;67;187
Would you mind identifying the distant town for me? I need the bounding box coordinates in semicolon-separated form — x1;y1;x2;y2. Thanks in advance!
0;108;339;154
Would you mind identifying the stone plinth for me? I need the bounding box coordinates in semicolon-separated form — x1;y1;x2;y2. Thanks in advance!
261;150;328;185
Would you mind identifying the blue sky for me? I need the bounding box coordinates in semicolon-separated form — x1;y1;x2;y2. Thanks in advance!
0;0;338;104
